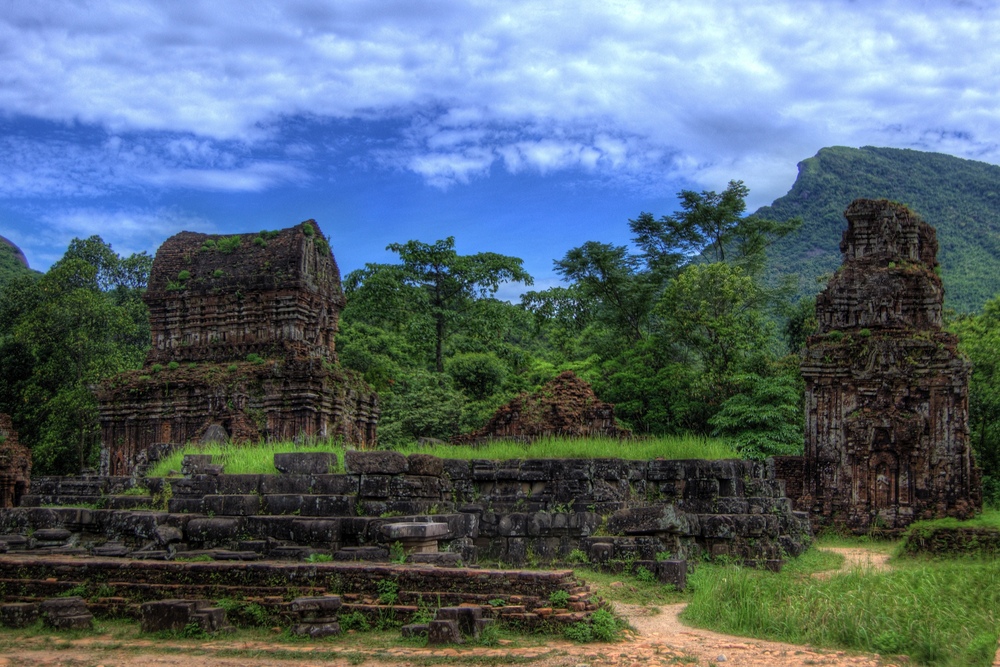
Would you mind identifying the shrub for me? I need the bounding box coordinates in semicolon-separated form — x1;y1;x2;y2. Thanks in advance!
151;364;163;373
549;590;570;608
177;270;191;281
253;236;267;248
302;222;315;237
217;235;242;254
246;353;265;364
213;269;224;278
376;579;399;605
167;361;180;370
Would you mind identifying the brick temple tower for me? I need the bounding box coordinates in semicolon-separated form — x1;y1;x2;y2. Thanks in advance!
98;221;378;476
800;199;980;532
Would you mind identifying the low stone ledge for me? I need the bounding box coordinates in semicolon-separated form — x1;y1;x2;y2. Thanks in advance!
274;453;337;475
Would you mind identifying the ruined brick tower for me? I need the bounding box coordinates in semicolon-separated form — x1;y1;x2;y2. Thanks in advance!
98;221;378;476
800;199;980;532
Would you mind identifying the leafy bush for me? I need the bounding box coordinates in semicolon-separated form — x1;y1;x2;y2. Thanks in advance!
376;579;399;605
177;270;191;281
167;361;179;370
213;269;224;278
709;372;803;459
302;222;315;237
446;352;508;400
549;590;570;608
217;235;242;254
246;353;265;364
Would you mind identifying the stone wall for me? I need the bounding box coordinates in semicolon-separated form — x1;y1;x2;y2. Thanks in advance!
6;452;810;567
97;222;378;476
799;199;980;533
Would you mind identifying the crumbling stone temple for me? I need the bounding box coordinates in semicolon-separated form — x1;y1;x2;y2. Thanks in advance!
97;221;378;476
783;199;980;532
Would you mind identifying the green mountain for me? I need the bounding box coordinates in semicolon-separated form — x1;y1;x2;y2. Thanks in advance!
0;236;37;286
757;146;1000;313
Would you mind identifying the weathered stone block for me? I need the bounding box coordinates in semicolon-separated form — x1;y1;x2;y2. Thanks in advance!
299;495;355;517
0;603;38;628
217;475;263;495
428;618;463;644
657;560;687;590
40;597;93;631
436;606;483;637
261;494;305;516
401;623;429;637
344;450;406;475
389;475;443;499
186;517;243;546
259;475;312;495
290;621;341;638
359;475;391;498
202;494;260;516
309;474;360;495
274;452;337;475
406;454;444;476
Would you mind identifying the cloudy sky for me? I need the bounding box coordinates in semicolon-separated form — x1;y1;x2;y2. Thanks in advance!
1;0;997;290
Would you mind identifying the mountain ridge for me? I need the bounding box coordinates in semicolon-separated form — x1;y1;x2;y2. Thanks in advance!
757;145;1000;312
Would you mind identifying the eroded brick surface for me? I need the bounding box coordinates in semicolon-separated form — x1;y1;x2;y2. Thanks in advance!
795;199;981;533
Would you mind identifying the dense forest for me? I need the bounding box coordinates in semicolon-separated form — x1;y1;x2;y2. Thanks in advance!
3;147;1000;504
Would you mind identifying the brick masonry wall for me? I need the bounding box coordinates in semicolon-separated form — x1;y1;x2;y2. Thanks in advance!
5;452;811;566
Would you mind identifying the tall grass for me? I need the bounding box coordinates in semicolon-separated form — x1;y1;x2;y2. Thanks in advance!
682;556;1000;666
145;435;738;477
147;440;346;477
398;435;738;461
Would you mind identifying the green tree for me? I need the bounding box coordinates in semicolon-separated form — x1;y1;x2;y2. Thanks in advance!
347;237;532;373
0;238;151;473
952;299;1000;504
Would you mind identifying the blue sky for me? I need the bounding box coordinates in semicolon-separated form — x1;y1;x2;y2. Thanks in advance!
2;1;998;295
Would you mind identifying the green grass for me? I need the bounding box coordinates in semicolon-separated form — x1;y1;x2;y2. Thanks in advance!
147;439;346;477
398;434;739;461
146;435;739;477
682;548;1000;666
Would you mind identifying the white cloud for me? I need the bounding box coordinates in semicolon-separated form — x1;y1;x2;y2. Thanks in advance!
16;207;215;269
0;0;999;203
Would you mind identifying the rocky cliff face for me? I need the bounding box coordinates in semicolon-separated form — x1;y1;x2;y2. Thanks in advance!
97;221;378;476
800;199;980;532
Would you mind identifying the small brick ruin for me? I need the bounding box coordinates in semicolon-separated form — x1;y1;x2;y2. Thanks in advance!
789;199;980;532
456;371;630;443
0;414;30;509
97;221;378;476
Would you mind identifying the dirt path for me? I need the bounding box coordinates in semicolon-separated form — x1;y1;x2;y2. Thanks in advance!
0;549;908;667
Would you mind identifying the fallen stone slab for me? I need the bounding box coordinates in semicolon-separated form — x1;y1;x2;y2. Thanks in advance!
39;597;93;631
427;618;463;644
